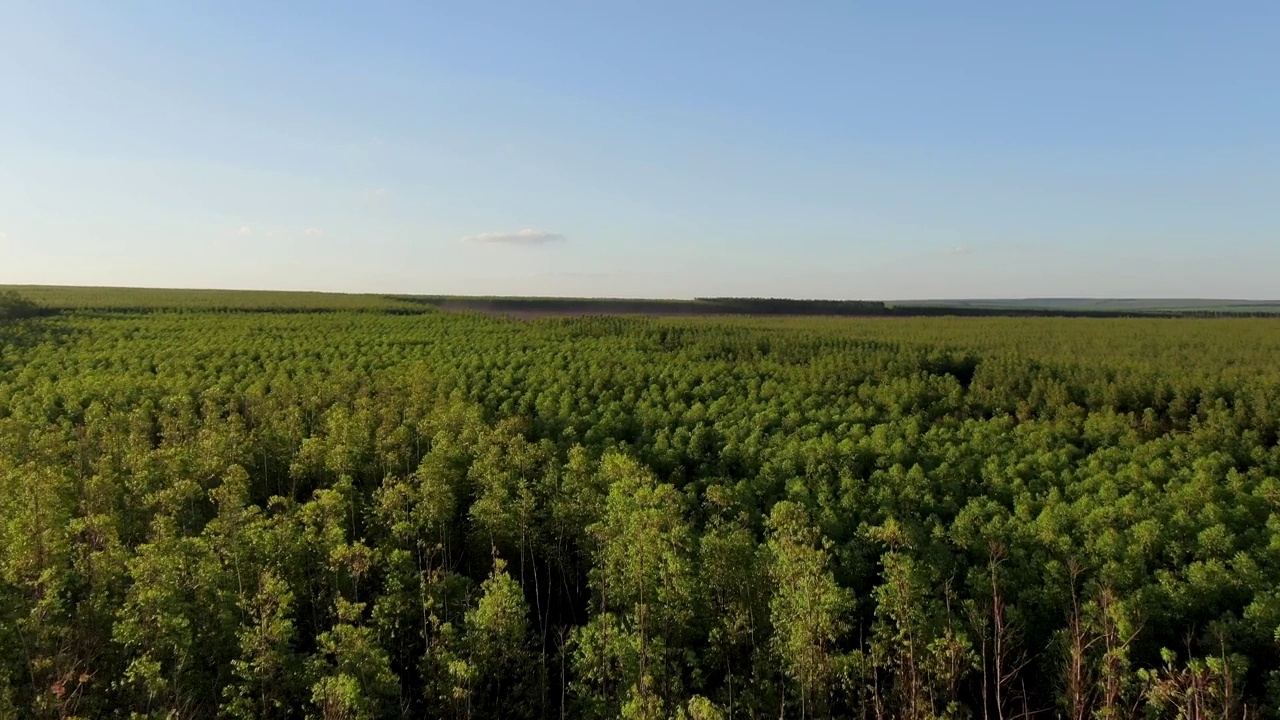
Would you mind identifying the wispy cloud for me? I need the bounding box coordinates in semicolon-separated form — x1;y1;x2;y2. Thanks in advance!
461;229;566;246
237;226;253;237
0;231;7;241
304;228;324;237
943;245;973;256
361;188;392;207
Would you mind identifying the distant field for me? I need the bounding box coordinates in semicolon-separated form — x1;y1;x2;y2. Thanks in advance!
5;285;1279;317
0;288;897;316
2;285;432;313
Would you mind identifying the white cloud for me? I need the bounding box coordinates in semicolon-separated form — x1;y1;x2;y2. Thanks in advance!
265;230;277;238
0;231;6;241
373;188;389;197
237;226;252;237
461;229;566;246
304;228;324;237
943;245;972;256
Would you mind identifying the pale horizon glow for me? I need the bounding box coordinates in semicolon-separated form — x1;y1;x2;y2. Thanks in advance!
2;2;1278;300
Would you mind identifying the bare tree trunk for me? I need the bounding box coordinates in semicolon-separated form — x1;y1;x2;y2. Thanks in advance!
989;543;1008;720
1064;560;1095;720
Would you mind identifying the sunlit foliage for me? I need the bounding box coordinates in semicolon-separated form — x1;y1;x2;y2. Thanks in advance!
1;293;1279;717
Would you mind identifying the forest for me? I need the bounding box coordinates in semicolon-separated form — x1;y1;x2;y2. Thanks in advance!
2;288;1280;719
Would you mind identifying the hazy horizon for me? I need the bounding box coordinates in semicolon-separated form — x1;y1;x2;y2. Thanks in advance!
4;2;1278;299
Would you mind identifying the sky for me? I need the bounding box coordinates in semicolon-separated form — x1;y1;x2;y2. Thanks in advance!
2;1;1278;300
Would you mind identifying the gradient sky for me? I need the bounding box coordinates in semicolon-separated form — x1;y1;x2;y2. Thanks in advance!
3;2;1278;299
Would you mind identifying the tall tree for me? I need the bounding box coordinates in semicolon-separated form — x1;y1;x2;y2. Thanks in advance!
765;501;851;720
574;452;697;719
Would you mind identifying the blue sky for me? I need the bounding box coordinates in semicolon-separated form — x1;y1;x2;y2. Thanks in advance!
2;1;1278;299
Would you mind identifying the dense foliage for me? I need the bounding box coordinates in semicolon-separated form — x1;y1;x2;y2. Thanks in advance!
2;293;1280;719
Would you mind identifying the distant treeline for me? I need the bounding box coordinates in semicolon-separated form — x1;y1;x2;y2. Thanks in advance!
402;296;891;316
396;295;1278;318
0;290;54;320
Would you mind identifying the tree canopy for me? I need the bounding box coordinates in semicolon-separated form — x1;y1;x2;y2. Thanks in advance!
1;296;1279;718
